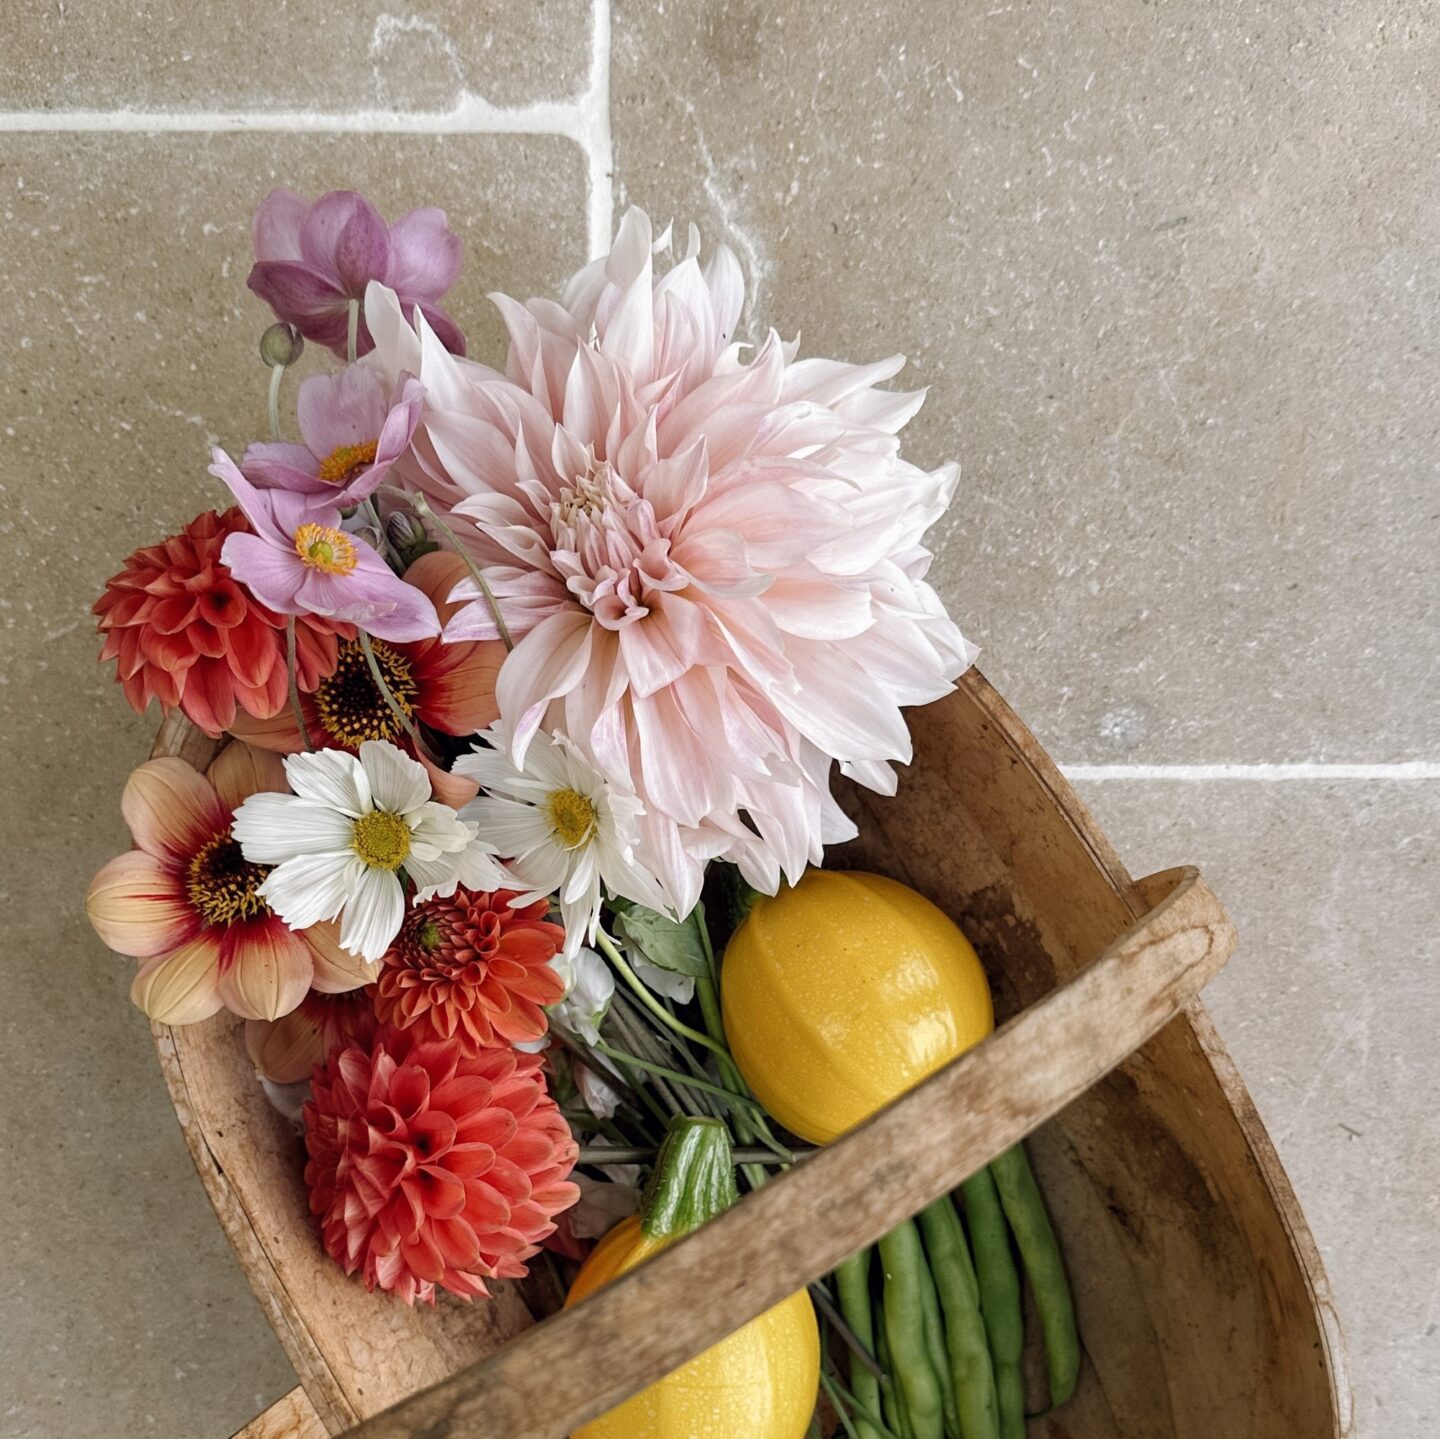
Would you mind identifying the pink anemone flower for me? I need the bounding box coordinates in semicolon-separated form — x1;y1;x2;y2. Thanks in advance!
243;367;424;509
212;450;439;643
86;744;375;1023
248;189;465;358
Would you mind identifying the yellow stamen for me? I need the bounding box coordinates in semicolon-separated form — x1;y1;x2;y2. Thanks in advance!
311;637;417;746
351;810;413;870
317;439;379;487
294;522;359;575
187;830;270;926
547;787;598;849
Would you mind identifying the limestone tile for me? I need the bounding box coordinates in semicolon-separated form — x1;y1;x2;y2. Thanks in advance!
1074;776;1440;1439
1;0;593;111
0;131;587;1439
612;1;1440;764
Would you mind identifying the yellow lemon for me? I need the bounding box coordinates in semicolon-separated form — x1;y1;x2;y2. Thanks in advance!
567;1214;819;1439
721;869;994;1144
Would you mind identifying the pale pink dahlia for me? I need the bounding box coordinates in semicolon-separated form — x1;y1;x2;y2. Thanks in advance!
365;210;975;907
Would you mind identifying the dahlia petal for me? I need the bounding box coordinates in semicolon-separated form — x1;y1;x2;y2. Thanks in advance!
86;851;198;958
304;919;380;994
225;705;308;755
206;741;289;811
217;916;315;1021
122;758;228;862
245;1008;323;1084
495;610;594;765
131;931;226;1024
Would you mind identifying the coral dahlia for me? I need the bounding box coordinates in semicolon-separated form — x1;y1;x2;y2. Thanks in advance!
364;208;976;911
375;888;566;1052
94;508;347;736
303;1026;579;1303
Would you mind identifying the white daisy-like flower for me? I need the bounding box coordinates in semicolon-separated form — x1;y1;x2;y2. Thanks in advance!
455;722;670;955
232;740;510;963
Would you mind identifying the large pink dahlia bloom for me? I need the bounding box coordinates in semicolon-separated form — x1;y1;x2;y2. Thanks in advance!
366;209;975;907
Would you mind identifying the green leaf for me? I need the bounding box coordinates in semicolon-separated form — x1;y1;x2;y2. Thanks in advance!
611;898;710;978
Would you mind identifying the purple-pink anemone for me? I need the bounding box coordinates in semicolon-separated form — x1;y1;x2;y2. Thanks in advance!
211;451;439;642
248;189;465;358
243;366;424;509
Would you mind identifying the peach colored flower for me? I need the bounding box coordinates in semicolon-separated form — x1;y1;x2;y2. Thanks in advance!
245;986;379;1084
304;1026;579;1304
374;888;566;1053
87;744;375;1023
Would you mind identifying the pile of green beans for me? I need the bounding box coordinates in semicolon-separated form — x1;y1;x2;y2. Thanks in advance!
829;1142;1079;1439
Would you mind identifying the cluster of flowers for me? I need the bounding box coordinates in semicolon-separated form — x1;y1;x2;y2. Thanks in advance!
87;188;973;1304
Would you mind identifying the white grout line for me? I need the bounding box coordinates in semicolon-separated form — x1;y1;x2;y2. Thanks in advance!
0;0;616;256
1060;762;1440;782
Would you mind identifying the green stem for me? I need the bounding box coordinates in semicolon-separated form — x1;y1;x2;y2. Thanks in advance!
409;491;514;651
346;298;359;364
594;930;730;1061
592;1042;769;1116
267;361;285;442
356;630;437;762
285;617;314;751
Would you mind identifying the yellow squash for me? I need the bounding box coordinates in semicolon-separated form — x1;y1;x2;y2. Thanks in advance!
722;869;994;1144
567;1117;819;1439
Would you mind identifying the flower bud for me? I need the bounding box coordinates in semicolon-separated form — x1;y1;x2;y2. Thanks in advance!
386;509;438;567
259;322;304;369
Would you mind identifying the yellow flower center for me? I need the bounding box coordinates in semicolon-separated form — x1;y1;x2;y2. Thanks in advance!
294;522;359;575
351;809;413;870
317;439;380;487
187;830;270;926
547;787;598;849
312;638;417;746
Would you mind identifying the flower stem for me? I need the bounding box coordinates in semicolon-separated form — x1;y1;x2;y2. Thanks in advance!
576;1144;803;1167
591;1041;769;1116
357;629;439;763
409;492;514;651
267;362;285;442
347;299;359;365
595;930;730;1061
285;617;315;751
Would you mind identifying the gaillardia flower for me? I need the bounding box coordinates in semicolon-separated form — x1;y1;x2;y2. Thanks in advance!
212;452;439;642
86;744;375;1023
303;1025;579;1303
375;888;566;1052
366;208;975;910
242;367;425;509
248;188;465;357
94;509;347;736
231;741;510;962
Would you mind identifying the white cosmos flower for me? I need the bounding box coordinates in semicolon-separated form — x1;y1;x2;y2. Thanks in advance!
232;740;510;963
455;723;670;955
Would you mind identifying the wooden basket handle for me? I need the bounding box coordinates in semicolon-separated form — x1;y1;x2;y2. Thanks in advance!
340;865;1234;1439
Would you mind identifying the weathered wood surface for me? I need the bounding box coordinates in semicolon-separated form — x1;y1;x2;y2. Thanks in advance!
338;866;1232;1439
144;670;1349;1438
230;1387;328;1439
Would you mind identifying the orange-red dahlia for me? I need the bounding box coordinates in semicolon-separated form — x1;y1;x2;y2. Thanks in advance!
94;507;348;736
229;551;503;754
304;1026;579;1304
245;986;379;1083
375;888;566;1053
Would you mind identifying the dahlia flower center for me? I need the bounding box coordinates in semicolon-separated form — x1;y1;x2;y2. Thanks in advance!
187;830;270;926
294;522;359;575
546;787;598;849
312;638;417;746
351;810;412;870
317;439;379;487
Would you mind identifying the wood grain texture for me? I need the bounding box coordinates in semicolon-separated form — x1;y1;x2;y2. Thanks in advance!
144;670;1349;1439
337;865;1234;1439
230;1387;329;1439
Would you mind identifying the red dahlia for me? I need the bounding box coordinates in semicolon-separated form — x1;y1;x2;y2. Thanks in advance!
303;1026;579;1304
375;888;566;1053
94;507;348;735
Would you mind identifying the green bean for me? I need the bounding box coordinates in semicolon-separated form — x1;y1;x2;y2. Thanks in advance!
879;1220;946;1439
960;1168;1025;1439
991;1145;1081;1408
919;1196;1000;1439
834;1249;885;1439
875;1311;913;1439
916;1252;961;1438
